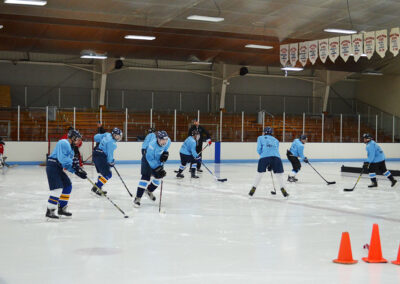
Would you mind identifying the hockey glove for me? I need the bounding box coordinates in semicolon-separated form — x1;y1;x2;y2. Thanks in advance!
206;139;212;145
141;148;146;156
304;157;309;163
72;156;80;169
109;160;115;167
75;167;87;179
153;166;166;179
160;151;169;163
362;162;369;171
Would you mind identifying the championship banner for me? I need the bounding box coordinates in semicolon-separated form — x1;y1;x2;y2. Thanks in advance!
319;39;328;63
308;40;318;65
279;44;289;66
364;31;375;59
340;35;351;62
389;27;399;56
299;42;308;66
328;37;339;62
352;33;363;62
375;29;387;58
289;43;298;67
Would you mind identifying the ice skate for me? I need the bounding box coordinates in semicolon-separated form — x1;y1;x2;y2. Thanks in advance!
368;181;378;188
145;189;156;201
46;208;59;219
133;197;141;208
191;169;199;179
391;179;397;187
58;205;72;217
176;172;184;178
91;186;107;196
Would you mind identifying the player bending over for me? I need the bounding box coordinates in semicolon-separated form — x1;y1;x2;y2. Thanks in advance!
45;130;87;219
141;127;156;156
362;133;397;188
287;135;309;182
134;131;170;208
91;127;122;196
176;130;201;179
248;127;289;197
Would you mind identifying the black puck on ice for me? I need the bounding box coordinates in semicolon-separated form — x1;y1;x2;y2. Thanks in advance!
124;215;129;218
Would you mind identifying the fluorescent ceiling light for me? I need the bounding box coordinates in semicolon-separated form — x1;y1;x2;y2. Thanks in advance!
324;28;357;34
81;55;107;59
124;35;156;40
281;67;303;71
191;61;212;65
363;71;383;76
245;44;273;50
187;15;224;22
4;0;47;6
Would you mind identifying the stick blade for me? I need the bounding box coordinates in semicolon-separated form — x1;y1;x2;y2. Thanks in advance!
217;178;227;182
327;181;336;185
343;188;354;192
270;191;276;195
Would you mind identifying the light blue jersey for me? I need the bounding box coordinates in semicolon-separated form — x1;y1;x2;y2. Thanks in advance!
366;140;385;163
290;138;306;160
49;139;75;173
180;136;198;158
146;138;171;169
142;133;156;150
94;132;117;163
257;135;280;158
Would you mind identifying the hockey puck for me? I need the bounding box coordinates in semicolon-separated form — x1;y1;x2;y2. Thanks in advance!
124;215;129;218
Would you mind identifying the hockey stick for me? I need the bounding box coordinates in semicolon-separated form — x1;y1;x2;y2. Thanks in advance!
201;161;227;182
270;171;277;195
87;177;129;218
307;161;336;185
83;154;92;163
159;180;163;213
343;169;363;192
113;166;133;197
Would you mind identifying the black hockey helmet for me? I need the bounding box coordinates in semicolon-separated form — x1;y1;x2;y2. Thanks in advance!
362;133;372;140
156;130;169;146
300;134;307;141
68;129;82;141
148;127;156;134
263;127;273;135
112;127;123;141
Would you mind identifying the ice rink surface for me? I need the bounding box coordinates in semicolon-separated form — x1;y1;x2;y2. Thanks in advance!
0;162;399;284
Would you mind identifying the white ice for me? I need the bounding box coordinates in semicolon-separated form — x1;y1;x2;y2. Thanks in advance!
0;162;399;284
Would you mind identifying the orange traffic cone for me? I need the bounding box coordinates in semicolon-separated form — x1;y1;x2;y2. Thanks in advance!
333;232;358;264
362;224;387;263
391;243;400;265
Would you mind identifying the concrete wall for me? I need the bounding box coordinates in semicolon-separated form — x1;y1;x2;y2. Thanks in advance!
356;75;400;117
5;141;400;163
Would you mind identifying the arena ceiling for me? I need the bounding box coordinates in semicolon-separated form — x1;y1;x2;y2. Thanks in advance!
0;0;399;73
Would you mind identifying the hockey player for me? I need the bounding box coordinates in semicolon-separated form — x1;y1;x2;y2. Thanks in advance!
133;130;170;208
91;127;122;196
45;129;87;219
0;138;5;168
248;127;289;197
287;135;309;182
141;127;156;156
188;119;211;172
362;133;397;188
176;130;201;179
